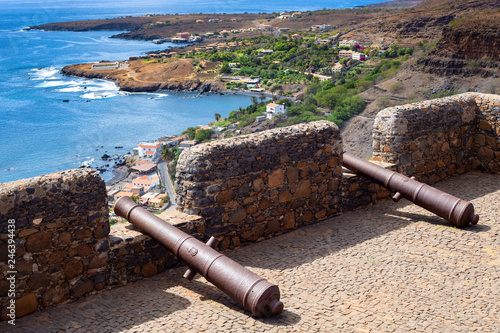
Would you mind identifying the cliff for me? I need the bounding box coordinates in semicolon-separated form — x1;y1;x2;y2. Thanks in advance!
415;12;500;77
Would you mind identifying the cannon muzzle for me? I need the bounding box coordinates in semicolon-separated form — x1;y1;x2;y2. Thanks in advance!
114;196;284;317
343;152;479;227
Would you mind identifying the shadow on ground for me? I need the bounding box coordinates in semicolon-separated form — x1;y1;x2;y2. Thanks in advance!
9;279;190;332
226;172;499;271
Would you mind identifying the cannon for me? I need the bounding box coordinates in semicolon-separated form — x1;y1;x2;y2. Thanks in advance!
342;152;479;227
114;196;284;317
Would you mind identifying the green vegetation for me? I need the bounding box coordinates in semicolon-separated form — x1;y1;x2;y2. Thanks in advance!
182;126;199;139
194;129;214;142
182;34;416;133
161;145;176;161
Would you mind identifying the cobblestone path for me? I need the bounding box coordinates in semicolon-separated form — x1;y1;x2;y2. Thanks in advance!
4;172;500;332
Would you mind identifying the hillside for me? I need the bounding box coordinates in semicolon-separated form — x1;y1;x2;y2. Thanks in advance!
44;0;500;159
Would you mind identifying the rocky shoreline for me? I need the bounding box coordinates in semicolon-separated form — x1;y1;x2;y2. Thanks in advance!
60;65;225;93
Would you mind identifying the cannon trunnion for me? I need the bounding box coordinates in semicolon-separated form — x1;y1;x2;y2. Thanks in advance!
114;196;284;317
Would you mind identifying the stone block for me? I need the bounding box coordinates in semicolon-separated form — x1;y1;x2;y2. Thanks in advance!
258;198;273;210
141;263;158;277
42;283;69;307
474;134;486;146
216;190;233;203
266;219;280;234
228;209;246;224
25;232;52;252
27;273;50;289
58;232;71;246
88;253;108;269
93;222;110;240
14;293;38;318
287;167;299;183
279;190;292;203
231;236;240;248
19;228;38;238
478;120;492;130
71;277;94;298
268;168;285;188
253;178;265;192
62;259;83;280
293;180;311;199
303;211;313;223
283;212;295;230
478;147;494;159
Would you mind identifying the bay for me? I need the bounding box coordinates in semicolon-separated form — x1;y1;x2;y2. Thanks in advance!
0;0;383;183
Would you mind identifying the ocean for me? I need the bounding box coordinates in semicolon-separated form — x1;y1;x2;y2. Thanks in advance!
0;0;383;183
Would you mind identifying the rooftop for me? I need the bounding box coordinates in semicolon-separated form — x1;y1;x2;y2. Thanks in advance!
6;172;500;332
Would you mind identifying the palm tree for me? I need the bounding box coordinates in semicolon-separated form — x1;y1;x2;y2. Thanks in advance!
130;195;141;204
161;145;175;161
214;113;221;121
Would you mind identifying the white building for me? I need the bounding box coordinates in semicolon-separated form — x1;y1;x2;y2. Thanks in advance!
266;102;287;120
339;39;357;47
332;63;344;73
137;142;163;161
352;52;365;61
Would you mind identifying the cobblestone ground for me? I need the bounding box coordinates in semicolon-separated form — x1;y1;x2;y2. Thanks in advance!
4;172;500;333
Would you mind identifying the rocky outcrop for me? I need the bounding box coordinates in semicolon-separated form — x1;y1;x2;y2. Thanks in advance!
61;65;225;93
416;57;498;77
415;14;500;77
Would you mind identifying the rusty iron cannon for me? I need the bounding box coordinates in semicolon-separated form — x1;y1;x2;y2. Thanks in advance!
342;152;479;228
114;196;284;317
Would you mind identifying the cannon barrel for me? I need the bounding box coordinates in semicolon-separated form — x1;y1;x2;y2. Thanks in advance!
114;196;284;317
343;152;479;227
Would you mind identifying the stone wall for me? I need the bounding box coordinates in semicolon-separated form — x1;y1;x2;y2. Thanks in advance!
175;121;343;246
372;93;500;183
474;94;500;173
0;170;201;320
0;169;108;320
341;160;396;213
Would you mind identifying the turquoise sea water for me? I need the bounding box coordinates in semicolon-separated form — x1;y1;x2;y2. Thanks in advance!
0;0;383;183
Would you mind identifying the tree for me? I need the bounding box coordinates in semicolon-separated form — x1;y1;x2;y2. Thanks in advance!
161;145;176;161
130;195;141;204
182;126;198;140
251;96;258;106
214;113;221;121
194;129;214;143
259;93;266;102
219;63;232;74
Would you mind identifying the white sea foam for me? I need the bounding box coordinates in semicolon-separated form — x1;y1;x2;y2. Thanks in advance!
79;158;95;167
81;92;117;99
30;67;59;80
36;80;71;88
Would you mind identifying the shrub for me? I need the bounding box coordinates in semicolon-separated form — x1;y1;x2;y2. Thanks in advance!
388;82;404;93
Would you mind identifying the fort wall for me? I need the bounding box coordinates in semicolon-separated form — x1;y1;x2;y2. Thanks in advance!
1;93;499;319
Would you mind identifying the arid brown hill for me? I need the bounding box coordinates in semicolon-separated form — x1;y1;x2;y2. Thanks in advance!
415;11;500;77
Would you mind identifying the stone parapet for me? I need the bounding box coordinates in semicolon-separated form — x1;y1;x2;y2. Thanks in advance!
0;169;205;320
372;93;500;183
0;169;108;320
175;121;343;246
341;159;396;212
107;211;204;286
